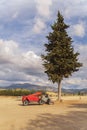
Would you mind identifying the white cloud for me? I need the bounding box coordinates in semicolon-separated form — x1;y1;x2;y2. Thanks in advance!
33;0;52;34
65;78;82;86
62;43;87;89
0;39;19;64
12;12;19;19
33;18;46;34
0;0;36;22
63;77;87;89
60;0;87;19
0;39;87;88
75;44;87;67
0;39;41;68
71;22;86;37
0;39;45;86
0;39;18;54
35;0;52;18
0;0;87;89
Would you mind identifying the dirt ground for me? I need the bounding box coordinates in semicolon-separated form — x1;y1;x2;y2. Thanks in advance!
0;96;87;130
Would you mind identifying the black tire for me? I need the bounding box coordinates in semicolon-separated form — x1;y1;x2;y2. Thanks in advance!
38;100;44;105
47;99;54;105
23;100;29;106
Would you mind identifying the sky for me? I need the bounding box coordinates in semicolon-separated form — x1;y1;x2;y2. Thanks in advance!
0;0;87;89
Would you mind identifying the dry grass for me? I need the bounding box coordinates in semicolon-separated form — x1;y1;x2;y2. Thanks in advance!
0;96;87;130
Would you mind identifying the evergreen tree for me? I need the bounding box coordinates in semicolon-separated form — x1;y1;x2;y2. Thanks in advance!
42;11;82;101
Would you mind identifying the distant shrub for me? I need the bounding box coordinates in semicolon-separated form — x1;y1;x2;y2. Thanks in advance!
0;89;46;96
0;89;30;96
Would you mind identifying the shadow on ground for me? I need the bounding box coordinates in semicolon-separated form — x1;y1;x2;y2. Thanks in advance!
69;103;87;109
18;103;40;106
20;103;87;130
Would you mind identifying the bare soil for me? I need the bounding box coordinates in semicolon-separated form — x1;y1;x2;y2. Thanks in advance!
0;96;87;130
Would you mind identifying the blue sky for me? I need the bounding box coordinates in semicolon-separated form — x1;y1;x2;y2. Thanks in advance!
0;0;87;89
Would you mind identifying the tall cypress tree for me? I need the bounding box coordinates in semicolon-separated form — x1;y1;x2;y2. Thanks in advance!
42;11;82;101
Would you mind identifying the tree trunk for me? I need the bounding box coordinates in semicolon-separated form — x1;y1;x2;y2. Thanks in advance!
58;80;62;101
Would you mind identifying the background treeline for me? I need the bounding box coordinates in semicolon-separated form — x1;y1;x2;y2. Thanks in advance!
0;88;86;96
0;89;45;96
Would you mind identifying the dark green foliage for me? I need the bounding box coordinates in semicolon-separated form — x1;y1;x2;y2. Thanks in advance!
0;89;30;96
42;11;82;83
42;11;82;100
0;89;46;96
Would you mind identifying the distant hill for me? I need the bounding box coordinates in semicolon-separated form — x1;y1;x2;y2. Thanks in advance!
62;88;87;94
3;83;54;91
0;83;87;94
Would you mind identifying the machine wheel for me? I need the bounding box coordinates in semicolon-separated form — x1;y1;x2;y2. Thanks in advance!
23;100;29;106
38;99;44;105
47;99;54;105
